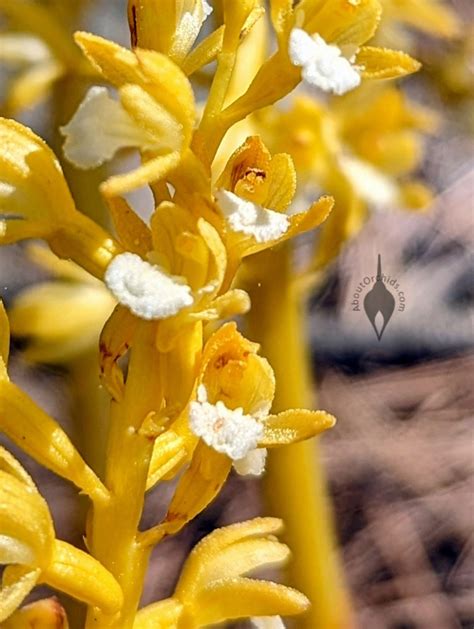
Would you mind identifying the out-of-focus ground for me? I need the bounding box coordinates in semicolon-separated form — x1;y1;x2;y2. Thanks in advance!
0;1;473;628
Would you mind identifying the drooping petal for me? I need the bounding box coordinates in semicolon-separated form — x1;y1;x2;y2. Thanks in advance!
146;430;188;490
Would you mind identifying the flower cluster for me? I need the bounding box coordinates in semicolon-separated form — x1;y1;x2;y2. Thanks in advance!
0;0;445;626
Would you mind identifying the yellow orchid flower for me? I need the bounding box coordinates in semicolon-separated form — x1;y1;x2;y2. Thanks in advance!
214;135;334;284
0;447;122;622
60;31;196;197
135;518;310;628
256;85;436;267
141;323;335;543
219;0;420;134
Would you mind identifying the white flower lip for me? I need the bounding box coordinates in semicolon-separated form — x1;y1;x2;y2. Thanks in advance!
233;448;267;477
215;189;290;243
289;28;361;96
60;86;153;169
189;385;264;461
104;252;194;320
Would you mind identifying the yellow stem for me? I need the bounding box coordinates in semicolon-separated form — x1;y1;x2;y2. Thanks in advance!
244;246;354;629
84;322;160;628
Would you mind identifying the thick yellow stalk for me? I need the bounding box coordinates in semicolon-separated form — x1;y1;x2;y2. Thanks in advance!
244;245;354;629
84;321;203;628
84;321;159;628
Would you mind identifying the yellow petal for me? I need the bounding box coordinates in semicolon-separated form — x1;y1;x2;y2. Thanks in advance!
119;84;184;153
304;0;382;46
192;577;310;625
133;48;196;140
133;598;183;629
0;446;35;488
265;153;296;212
1;597;69;628
270;0;294;43
0;299;9;367
0;568;40;623
0;469;54;561
222;0;263;51
0;382;109;502
43;540;123;615
182;26;225;76
0;117;76;243
198;322;275;415
356;46;421;79
107;196;152;256
146;430;188;490
100;150;181;198
260;409;336;447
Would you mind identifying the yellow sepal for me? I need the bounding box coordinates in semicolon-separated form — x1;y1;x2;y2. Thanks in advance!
192;577;309;626
260;409;336;447
0;381;109;502
107;196;152;256
182;26;225;76
357;46;421;79
42;540;123;615
0;568;41;623
145;430;188;490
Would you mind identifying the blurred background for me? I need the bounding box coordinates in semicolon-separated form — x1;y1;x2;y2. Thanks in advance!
0;1;473;627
